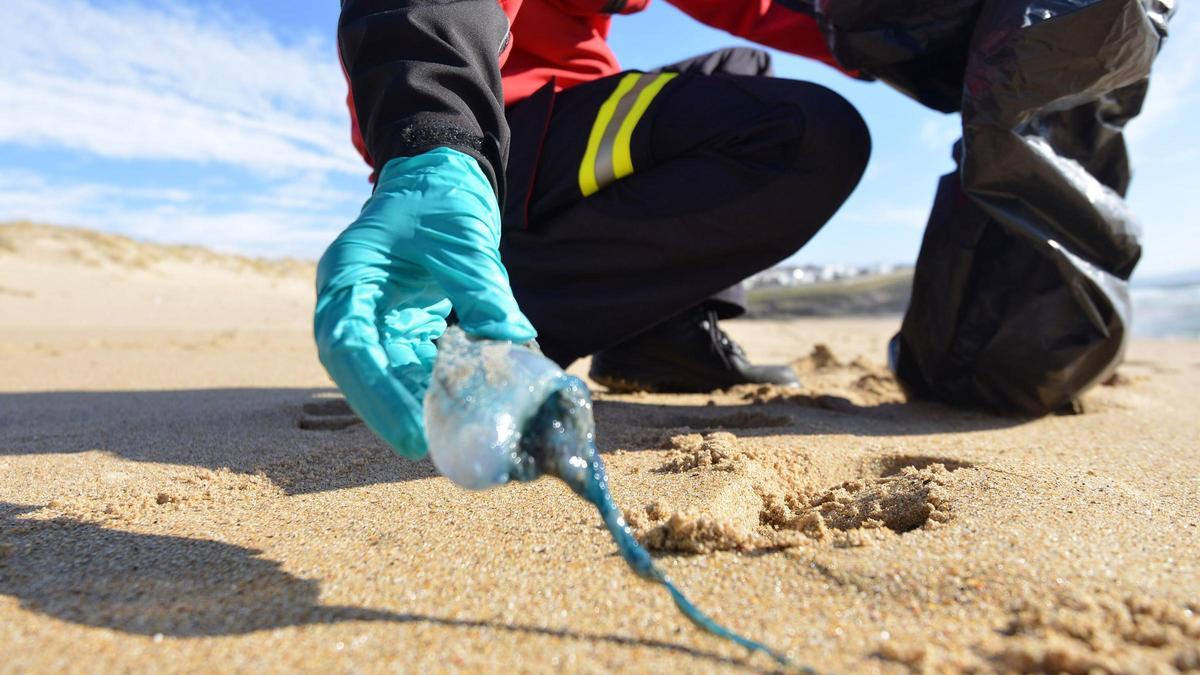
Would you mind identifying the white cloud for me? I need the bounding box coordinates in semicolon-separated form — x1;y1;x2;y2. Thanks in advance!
1126;10;1200;145
918;115;961;151
0;1;373;259
247;171;364;212
120;208;346;259
0;170;358;259
842;203;931;230
0;0;365;176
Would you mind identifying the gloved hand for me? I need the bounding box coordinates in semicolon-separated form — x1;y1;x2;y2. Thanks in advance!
314;147;536;459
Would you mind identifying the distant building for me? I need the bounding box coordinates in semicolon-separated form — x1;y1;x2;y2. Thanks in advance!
745;263;912;289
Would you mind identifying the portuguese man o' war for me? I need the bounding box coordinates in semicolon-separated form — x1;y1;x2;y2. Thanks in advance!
425;327;797;668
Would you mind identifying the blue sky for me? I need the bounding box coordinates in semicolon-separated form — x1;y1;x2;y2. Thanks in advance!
1;0;1196;275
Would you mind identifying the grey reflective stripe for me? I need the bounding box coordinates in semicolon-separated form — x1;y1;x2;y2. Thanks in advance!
592;74;655;193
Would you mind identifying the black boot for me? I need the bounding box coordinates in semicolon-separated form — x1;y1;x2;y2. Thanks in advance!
588;307;801;393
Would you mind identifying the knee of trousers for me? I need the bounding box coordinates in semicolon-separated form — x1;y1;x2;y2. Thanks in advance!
791;82;871;190
761;83;872;256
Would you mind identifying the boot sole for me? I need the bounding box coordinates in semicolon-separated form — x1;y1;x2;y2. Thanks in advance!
589;370;723;394
590;372;661;394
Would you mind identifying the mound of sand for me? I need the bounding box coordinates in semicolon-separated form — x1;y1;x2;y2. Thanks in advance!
0;221;314;335
2;224;1198;673
0;220;313;277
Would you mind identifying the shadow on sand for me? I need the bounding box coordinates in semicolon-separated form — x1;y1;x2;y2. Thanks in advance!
0;388;436;495
586;395;1029;453
0;386;1029;491
0;502;764;670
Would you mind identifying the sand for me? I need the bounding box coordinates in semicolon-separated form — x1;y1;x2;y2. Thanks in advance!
2;222;1198;673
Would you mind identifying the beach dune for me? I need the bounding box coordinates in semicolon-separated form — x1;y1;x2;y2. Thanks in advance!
2;223;1198;673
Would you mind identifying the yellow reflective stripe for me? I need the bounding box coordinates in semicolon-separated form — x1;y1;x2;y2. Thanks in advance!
594;75;655;190
610;72;677;181
579;73;642;197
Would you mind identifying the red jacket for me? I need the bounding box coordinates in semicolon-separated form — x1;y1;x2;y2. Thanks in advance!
502;0;840;105
347;0;840;168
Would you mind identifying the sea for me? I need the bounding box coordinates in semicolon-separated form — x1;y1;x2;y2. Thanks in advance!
1131;284;1200;340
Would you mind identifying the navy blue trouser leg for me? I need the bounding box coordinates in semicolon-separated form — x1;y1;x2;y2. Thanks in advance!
501;49;871;367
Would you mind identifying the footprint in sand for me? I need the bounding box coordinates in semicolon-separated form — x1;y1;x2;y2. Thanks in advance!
876;455;973;476
792;466;954;537
989;593;1200;673
298;398;362;431
627;431;972;552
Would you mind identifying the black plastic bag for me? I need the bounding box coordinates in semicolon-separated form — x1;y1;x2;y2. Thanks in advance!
813;0;983;112
814;0;1174;415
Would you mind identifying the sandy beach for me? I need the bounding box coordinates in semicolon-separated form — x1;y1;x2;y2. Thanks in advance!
2;222;1198;673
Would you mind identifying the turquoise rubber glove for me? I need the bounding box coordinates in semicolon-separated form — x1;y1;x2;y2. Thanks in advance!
314;147;536;459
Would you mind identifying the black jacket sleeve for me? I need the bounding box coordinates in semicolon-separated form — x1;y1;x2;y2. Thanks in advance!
338;0;512;197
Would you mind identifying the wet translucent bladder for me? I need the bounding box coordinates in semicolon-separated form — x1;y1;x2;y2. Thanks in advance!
425;327;796;668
